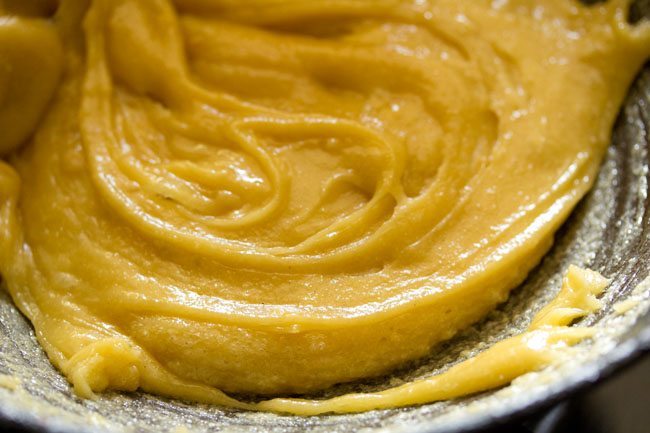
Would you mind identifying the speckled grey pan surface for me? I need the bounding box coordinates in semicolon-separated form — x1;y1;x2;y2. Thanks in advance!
2;4;650;433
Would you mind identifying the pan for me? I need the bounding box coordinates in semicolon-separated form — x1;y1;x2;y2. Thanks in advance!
0;1;649;432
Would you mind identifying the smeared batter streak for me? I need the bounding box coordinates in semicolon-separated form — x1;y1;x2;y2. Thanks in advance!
256;266;610;414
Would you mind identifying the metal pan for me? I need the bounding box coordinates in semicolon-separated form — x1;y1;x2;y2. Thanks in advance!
1;2;649;432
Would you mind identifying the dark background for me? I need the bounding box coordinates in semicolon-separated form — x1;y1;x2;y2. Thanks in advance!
508;352;650;433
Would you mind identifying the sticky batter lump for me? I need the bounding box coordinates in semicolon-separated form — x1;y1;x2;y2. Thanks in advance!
0;0;648;414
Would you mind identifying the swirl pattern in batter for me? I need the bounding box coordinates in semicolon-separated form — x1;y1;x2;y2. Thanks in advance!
0;0;649;414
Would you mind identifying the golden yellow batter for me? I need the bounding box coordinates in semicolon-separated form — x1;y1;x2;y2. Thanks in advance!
0;0;649;414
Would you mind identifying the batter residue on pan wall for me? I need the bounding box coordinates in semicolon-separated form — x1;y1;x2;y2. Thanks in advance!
0;0;649;414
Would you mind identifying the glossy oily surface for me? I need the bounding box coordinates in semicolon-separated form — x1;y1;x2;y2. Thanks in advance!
0;0;650;414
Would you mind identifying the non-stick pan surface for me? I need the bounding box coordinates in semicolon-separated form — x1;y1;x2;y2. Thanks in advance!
1;2;650;433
